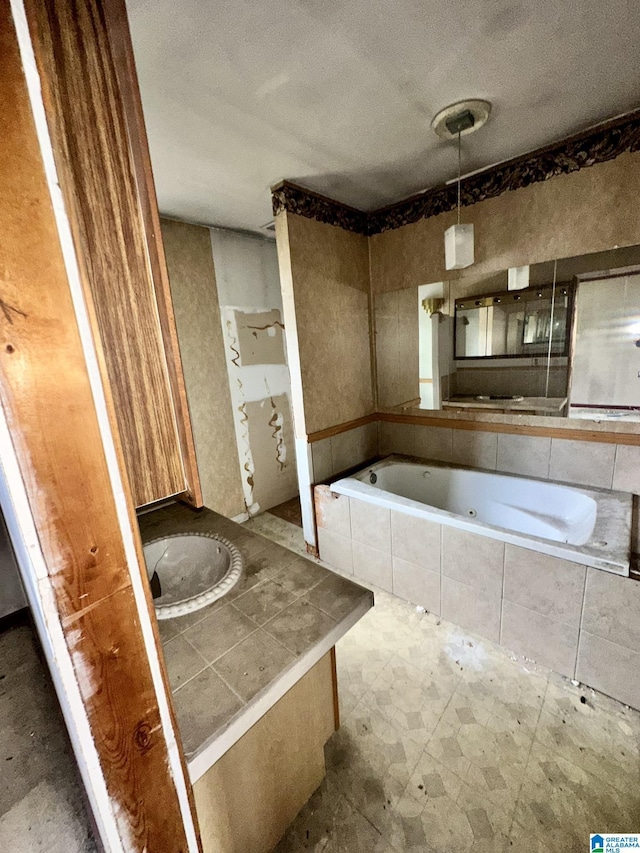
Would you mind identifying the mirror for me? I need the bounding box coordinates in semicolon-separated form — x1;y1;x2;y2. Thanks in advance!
454;283;573;359
375;244;640;425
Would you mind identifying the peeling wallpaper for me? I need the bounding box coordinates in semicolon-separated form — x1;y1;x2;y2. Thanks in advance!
210;229;298;514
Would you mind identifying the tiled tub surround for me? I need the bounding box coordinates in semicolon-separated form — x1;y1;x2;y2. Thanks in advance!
332;456;632;575
379;418;640;553
138;505;373;780
310;420;378;484
315;485;640;711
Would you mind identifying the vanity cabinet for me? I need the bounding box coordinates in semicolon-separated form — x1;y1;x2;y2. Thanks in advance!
25;0;201;507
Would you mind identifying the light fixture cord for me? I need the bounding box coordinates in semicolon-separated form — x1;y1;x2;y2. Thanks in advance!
544;259;558;398
457;129;461;225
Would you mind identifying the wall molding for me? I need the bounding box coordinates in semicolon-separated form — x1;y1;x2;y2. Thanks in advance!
272;110;640;236
308;411;640;446
307;413;378;443
379;411;640;446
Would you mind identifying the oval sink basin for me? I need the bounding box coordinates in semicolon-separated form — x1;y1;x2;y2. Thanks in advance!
143;532;243;620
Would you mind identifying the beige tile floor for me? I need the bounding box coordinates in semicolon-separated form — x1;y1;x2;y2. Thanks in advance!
249;514;640;853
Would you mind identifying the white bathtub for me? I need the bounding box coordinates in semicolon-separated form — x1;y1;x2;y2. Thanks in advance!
331;456;632;575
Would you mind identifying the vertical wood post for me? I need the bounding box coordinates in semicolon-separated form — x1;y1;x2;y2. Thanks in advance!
2;1;201;849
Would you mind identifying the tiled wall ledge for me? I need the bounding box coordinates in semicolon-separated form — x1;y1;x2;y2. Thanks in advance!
309;416;640;551
310;421;378;483
309;410;640;446
379;407;640;444
315;486;640;711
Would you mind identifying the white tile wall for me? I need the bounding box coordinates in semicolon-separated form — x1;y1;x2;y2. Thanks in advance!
392;557;440;614
331;423;377;475
414;426;453;462
496;433;552;478
379;422;415;456
548;438;616;489
612;444;640;494
312;430;640;710
576;631;640;711
316;527;353;574
442;527;504;597
311;438;333;483
501;600;579;676
503;546;586;626
441;576;501;644
351;500;391;552
310;422;378;484
390;511;440;571
315;488;351;538
451;430;498;470
352;541;392;591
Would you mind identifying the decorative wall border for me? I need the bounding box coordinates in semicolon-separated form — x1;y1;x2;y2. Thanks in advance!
272;109;640;236
271;180;369;234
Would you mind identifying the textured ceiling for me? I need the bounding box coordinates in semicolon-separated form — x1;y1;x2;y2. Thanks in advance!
127;0;640;233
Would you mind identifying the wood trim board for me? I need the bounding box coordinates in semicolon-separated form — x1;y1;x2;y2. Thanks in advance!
378;411;640;446
307;413;378;443
103;0;202;508
25;0;188;508
307;411;640;446
4;1;201;849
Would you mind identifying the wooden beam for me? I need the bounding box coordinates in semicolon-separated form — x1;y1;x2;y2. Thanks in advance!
103;0;203;508
2;1;200;849
23;0;189;508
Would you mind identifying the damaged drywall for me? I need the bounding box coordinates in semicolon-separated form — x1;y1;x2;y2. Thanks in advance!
236;309;286;366
246;394;295;509
211;229;298;515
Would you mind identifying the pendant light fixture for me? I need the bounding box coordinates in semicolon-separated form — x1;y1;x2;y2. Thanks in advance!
431;100;491;271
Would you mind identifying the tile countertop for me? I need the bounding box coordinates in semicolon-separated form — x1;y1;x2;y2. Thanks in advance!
138;504;373;783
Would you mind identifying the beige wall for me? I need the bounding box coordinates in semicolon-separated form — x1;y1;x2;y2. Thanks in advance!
370;151;640;293
283;212;374;435
374;287;419;408
161;218;245;518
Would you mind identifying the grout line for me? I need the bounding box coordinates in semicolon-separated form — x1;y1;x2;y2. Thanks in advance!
169;659;209;696
574;568;589;680
544;436;552;479
329;435;336;478
499;544;507;645
505;676;550;839
439;522;444;615
207;663;248;705
394;669;462;812
183;620;261;671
